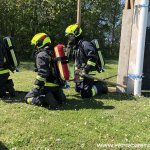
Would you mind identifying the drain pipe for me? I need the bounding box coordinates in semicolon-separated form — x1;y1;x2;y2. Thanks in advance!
134;0;149;96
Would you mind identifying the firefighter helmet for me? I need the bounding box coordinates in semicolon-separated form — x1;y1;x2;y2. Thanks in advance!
65;24;82;37
31;33;51;49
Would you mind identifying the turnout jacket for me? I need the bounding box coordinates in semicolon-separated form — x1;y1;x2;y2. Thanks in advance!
0;43;4;68
75;40;98;73
0;42;9;74
34;46;62;90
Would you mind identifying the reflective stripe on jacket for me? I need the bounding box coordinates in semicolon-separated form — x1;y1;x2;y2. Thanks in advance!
0;68;9;75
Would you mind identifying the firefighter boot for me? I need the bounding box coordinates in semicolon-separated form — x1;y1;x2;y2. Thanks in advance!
0;86;7;98
45;92;60;110
6;79;15;97
55;88;66;105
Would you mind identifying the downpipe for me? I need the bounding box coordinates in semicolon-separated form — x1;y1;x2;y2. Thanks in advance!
134;0;149;96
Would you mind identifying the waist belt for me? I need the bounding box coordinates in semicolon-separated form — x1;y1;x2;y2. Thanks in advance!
45;82;59;87
0;68;9;75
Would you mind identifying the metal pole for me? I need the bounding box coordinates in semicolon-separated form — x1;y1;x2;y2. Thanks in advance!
77;0;81;27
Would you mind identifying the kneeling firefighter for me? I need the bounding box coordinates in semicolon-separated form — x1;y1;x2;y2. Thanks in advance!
0;36;18;98
24;33;68;109
65;23;108;98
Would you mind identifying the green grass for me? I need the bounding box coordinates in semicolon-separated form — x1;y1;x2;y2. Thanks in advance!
0;60;150;150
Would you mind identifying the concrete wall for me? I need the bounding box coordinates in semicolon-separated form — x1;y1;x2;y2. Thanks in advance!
117;9;134;92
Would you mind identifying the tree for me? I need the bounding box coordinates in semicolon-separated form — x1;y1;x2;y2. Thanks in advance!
0;0;123;59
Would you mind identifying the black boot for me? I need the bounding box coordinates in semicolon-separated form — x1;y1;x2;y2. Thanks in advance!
45;92;60;110
54;88;66;105
0;92;7;98
0;86;7;98
6;79;15;97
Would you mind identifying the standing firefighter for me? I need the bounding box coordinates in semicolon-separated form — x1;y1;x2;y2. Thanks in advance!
0;36;18;98
24;33;66;109
65;23;108;98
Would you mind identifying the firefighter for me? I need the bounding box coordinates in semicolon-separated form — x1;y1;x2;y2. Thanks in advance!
65;23;108;98
24;33;66;109
0;40;15;98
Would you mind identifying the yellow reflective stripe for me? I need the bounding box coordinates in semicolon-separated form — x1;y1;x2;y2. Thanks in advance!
87;61;96;66
36;75;46;82
95;39;100;49
10;50;18;67
98;51;104;69
4;57;6;63
27;98;31;104
54;46;65;80
0;69;9;74
27;98;33;104
7;37;12;47
6;38;18;67
92;86;98;96
45;82;59;87
92;88;96;96
33;85;40;89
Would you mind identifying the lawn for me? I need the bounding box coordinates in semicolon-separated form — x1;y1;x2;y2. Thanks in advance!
0;60;150;150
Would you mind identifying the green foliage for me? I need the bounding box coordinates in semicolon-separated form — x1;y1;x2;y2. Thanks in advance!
0;0;124;59
0;60;150;149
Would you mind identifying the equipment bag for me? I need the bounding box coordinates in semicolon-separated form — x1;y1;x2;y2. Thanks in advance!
53;44;70;81
91;39;105;72
3;36;19;72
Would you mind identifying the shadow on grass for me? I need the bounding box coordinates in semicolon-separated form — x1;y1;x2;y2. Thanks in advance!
2;91;115;110
99;92;136;101
63;95;115;110
1;91;136;111
1;91;27;103
0;141;8;150
142;92;150;97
